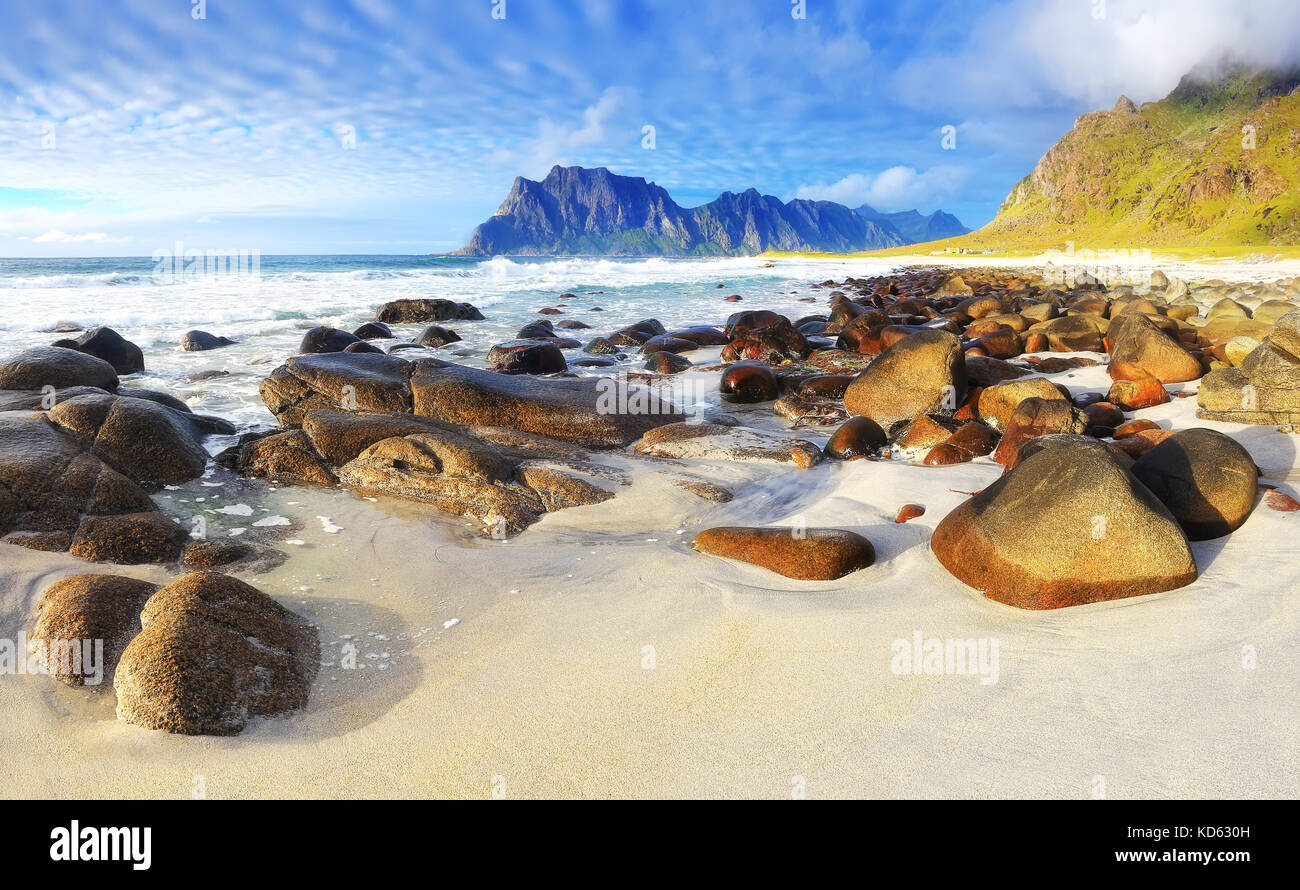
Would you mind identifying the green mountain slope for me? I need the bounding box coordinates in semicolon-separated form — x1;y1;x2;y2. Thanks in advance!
975;67;1300;249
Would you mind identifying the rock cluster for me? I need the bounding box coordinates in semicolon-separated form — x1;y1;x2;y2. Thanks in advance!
28;571;317;735
1199;307;1300;424
227;405;621;535
0;341;233;564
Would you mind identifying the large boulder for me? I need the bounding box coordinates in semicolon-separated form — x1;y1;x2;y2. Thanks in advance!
824;416;887;459
488;341;567;375
931;436;1198;609
340;436;529;534
28;574;159;687
113;572;319;735
720;311;808;362
375;298;483;323
299;326;360;354
411;361;676;448
417;325;461;348
235;430;338;486
114;388;235;439
1041;316;1104;352
57;327;144;375
48;393;209;486
0;416;155;540
992;397;1089;468
1106;312;1202;383
977;377;1066;429
1130;428;1259;540
0;346;119;392
299;409;460;466
720;361;779;403
260;352;415;427
843;330;966;427
693;527;875;580
645;351;693;374
230;407;615;535
337;430;612;535
352;322;393;340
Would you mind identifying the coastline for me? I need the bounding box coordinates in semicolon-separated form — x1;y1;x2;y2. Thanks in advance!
2;254;1298;798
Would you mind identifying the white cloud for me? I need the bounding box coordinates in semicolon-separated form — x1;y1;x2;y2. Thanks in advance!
895;0;1300;110
793;165;969;212
32;229;109;243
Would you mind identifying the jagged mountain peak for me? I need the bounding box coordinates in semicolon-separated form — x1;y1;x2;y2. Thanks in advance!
456;167;960;256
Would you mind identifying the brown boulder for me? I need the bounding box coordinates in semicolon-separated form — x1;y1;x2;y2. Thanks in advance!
643;351;692;374
843;330;966;427
238;429;338;485
1106;312;1202;384
1042;316;1103;352
720;361;779;403
896;415;955;454
260;352;414;427
59;327;145;375
1130;428;1259;540
0;415;156;539
931;436;1197;609
70;512;188;564
29;574;159;687
965;355;1030;387
491;341;568;375
375;298;483;323
992;398;1089;468
923;443;966;466
977;377;1068;429
1197;307;1300;424
825;416;887;459
48;393;209;487
0;346;119;392
412;361;677;448
944;421;999;459
113;572;319;735
181;538;254;569
1107;375;1170;411
693;527;875;580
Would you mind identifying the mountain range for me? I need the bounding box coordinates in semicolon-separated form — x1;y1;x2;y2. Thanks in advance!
855;204;970;244
454;165;967;256
965;66;1300;249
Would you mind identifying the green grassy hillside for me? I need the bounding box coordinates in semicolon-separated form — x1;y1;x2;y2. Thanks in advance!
973;67;1300;250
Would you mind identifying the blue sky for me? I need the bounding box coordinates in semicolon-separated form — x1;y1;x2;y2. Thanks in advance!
2;0;1298;256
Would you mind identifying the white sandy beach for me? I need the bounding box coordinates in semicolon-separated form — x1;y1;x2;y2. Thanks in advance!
2;256;1298;799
